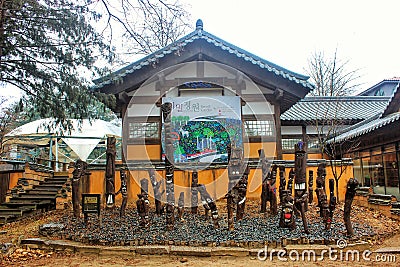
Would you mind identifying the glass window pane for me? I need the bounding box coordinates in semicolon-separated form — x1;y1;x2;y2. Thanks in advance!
353;158;362;184
129;122;159;138
371;154;384;186
361;157;372;186
282;138;302;150
383;152;399;188
244;120;274;136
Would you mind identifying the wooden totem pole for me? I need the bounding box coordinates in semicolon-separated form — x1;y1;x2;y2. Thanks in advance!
259;149;277;215
198;184;219;228
116;169;128;217
327;178;337;229
227;147;246;231
294;141;309;234
105;136;116;208
162;102;175;230
279;166;286;203
177;192;185;221
136;178;150;227
148;169;164;215
344;178;359;236
236;165;250;221
191;171;199;214
315;163;330;229
72;159;87;218
308;170;314;204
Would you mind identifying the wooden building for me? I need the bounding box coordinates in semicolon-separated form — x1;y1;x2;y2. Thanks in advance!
93;19;313;164
333;80;400;198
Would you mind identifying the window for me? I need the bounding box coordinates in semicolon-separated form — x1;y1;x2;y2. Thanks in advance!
374;88;385;96
307;138;320;150
244;120;274;136
282;138;302;150
129;122;159;138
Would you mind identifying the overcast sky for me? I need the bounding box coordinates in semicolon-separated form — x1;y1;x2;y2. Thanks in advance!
188;0;400;91
2;0;399;100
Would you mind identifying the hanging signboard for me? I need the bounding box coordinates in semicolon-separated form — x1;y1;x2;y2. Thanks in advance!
162;96;242;164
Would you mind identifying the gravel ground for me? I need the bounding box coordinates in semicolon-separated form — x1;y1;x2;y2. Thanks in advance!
1;200;400;266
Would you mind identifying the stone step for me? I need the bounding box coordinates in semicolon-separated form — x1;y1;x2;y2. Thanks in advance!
30;187;60;192
368;194;395;205
3;201;52;212
12;195;57;201
0;208;33;216
18;192;58;198
34;184;64;188
26;190;59;195
0;214;19;224
0;207;34;214
53;172;69;177
0;204;36;210
45;177;68;181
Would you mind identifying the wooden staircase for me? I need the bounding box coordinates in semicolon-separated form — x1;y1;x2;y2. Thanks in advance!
0;172;69;225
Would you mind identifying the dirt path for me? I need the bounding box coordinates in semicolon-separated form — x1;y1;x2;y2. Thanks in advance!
1;204;400;266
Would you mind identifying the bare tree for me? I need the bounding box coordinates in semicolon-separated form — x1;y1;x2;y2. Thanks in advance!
96;0;193;66
0;97;23;156
0;0;192;132
307;49;360;96
306;50;361;201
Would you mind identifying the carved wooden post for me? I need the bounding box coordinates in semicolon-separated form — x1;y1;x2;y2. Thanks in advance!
236;165;249;220
191;171;199;214
315;163;330;228
136;178;150;227
259;149;268;213
148;169;163;215
344;178;359;236
198;184;219;228
227;147;244;230
118;169;128;217
327;178;336;229
268;165;278;215
279;189;295;230
177;192;185;221
105;136;116;208
294;141;309;234
279;166;286;204
72;159;87;218
287;169;294;192
308;170;314;204
162;102;175;230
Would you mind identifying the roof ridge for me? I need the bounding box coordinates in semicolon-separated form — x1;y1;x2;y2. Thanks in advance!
93;21;313;90
300;96;391;102
381;82;400;117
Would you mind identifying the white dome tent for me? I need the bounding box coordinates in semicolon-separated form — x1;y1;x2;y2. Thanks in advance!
4;118;121;164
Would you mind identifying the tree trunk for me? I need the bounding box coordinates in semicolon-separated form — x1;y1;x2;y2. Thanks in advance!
335;178;340;202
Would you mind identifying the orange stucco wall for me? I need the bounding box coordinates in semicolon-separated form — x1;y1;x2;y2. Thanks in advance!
68;142;354;206
9;171;24;190
83;164;353;206
127;144;161;161
126;142;277;161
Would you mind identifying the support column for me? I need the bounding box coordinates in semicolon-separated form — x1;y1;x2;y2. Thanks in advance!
274;104;282;160
273;88;284;160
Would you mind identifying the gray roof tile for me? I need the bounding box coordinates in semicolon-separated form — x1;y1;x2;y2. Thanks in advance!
93;23;313;90
330;112;400;143
281;96;391;121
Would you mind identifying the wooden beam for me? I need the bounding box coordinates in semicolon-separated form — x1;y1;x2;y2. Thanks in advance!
274;103;283;160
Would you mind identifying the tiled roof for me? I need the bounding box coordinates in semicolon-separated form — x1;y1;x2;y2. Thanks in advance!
358;78;400;96
281;96;391;121
330;112;400;143
329;83;400;143
93;19;313;90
